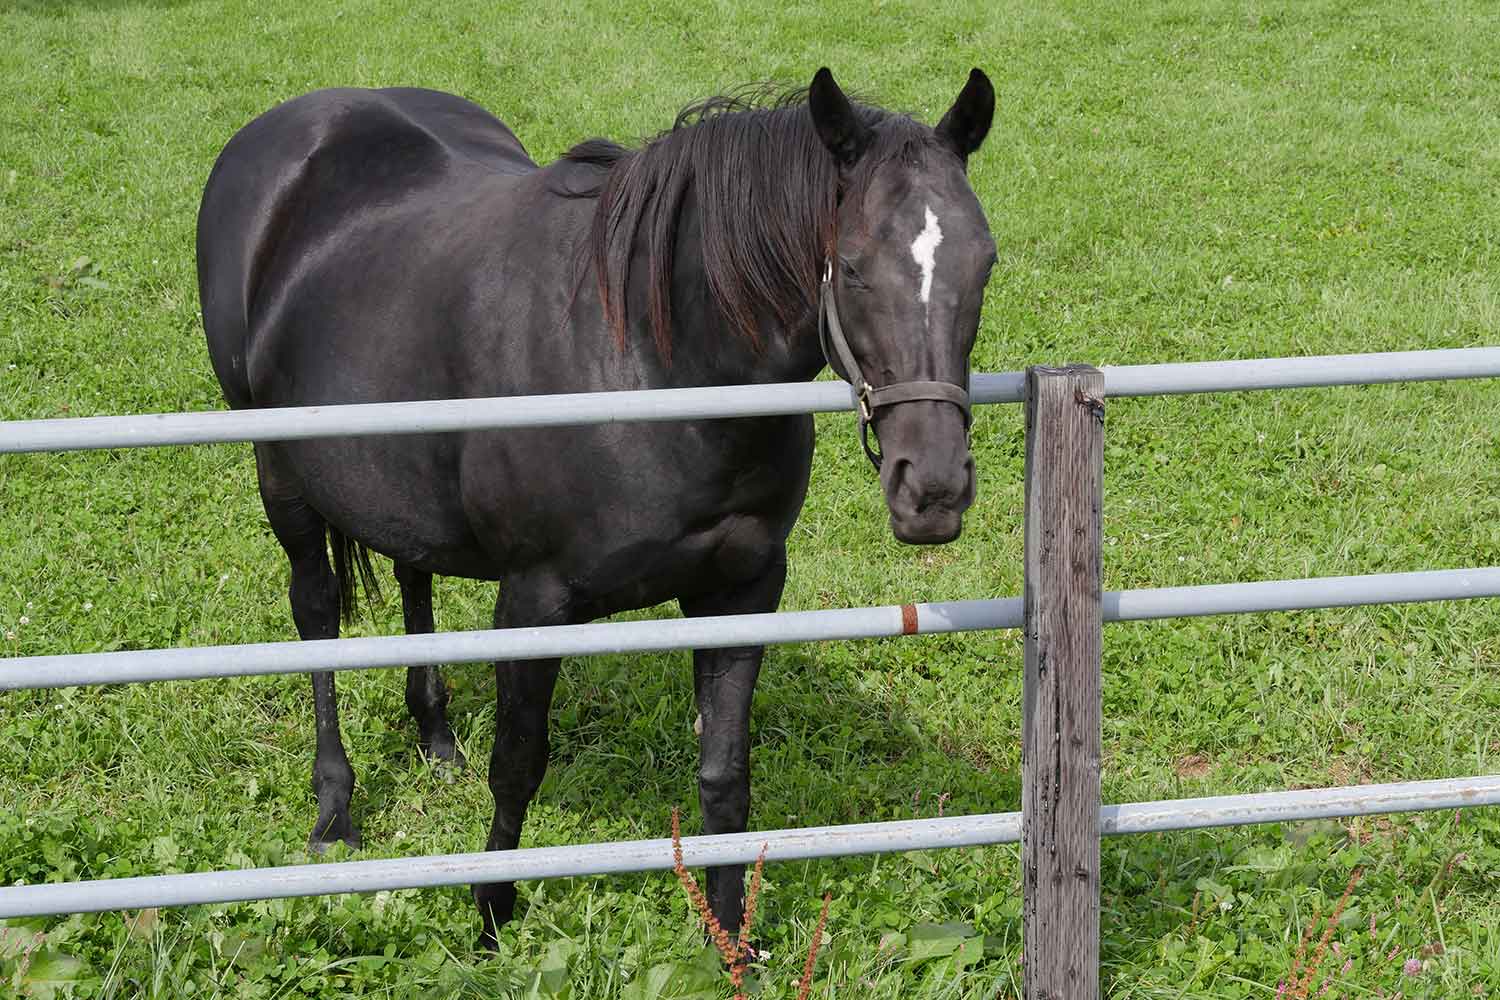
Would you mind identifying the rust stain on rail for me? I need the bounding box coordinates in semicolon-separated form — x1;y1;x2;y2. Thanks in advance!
901;604;918;635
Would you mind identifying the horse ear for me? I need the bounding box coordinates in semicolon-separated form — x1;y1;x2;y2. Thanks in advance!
809;67;873;168
935;68;995;163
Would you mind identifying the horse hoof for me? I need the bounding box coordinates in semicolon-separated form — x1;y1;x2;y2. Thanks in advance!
421;748;466;784
420;731;466;770
307;822;361;856
704;933;765;968
475;929;499;954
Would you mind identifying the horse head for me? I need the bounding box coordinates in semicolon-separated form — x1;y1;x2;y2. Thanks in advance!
810;67;996;544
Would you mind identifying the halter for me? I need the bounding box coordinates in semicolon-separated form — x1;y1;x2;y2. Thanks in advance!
817;257;972;469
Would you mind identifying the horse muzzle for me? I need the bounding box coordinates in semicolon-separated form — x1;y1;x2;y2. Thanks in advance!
875;401;976;545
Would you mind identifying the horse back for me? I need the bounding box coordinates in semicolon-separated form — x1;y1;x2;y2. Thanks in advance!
196;87;535;408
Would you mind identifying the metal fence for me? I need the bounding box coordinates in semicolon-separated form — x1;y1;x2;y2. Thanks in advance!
3;346;1499;988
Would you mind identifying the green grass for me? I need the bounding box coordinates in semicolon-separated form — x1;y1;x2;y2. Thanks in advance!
2;0;1499;997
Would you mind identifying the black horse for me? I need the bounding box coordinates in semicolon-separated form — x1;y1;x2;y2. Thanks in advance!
197;67;996;949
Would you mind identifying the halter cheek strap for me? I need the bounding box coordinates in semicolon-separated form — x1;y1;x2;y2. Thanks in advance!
817;258;972;469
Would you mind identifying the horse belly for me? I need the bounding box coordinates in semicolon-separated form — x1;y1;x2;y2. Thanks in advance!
272;435;502;580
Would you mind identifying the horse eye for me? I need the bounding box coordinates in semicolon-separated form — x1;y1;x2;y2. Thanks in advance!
838;257;868;289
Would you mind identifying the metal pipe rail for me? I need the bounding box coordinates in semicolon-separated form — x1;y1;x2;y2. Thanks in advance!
3;774;1494;919
4;567;1498;691
1;347;1497;454
4;348;1499;936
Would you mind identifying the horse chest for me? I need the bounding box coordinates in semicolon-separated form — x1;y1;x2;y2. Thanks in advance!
563;510;781;620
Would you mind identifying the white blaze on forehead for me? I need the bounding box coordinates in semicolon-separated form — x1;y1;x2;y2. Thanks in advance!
910;205;943;305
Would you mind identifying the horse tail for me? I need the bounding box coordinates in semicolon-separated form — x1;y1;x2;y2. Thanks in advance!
328;526;382;624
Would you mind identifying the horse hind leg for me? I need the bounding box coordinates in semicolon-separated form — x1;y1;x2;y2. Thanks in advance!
393;563;463;766
473;573;570;951
255;447;360;853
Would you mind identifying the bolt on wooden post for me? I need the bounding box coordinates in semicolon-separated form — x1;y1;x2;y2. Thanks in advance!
1022;365;1105;1000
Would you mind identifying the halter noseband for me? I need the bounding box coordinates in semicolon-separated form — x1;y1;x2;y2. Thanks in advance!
817;257;972;469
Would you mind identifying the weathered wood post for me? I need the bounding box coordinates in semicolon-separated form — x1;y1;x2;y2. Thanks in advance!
1022;365;1105;1000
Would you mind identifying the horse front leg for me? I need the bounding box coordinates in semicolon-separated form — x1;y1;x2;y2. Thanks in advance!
679;554;787;939
473;574;572;952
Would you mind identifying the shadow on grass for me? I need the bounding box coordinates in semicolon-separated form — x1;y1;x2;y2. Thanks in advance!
347;639;1022;852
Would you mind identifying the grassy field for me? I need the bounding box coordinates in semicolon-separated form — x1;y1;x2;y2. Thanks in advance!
2;0;1499;996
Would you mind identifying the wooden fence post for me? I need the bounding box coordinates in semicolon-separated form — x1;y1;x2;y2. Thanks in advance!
1022;365;1105;1000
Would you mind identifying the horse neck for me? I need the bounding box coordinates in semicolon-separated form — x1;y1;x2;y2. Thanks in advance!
659;197;828;387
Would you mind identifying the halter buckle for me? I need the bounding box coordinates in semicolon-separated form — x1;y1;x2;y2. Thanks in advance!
857;382;874;422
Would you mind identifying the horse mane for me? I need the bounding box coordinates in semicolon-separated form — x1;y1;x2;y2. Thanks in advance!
558;86;944;361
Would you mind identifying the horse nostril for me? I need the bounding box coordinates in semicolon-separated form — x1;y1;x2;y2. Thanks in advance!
882;457;914;505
